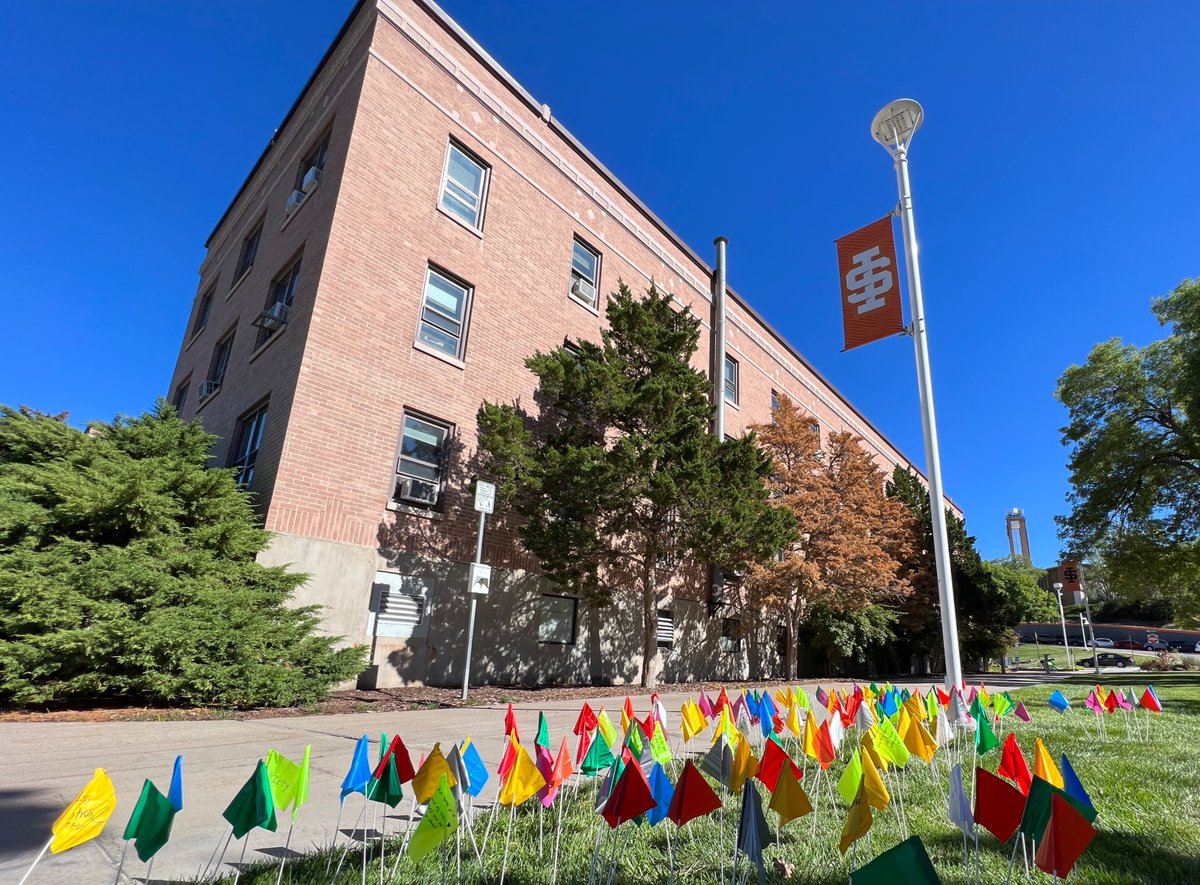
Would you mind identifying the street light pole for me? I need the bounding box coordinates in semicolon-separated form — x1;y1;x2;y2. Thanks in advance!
871;99;963;691
1081;592;1101;676
1053;581;1073;670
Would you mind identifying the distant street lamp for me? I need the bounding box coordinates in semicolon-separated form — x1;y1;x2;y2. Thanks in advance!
1053;582;1073;669
1080;591;1102;675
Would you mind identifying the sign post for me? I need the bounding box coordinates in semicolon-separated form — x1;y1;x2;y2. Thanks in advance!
461;480;495;701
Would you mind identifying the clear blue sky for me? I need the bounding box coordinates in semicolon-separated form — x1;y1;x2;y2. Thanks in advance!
3;2;1198;564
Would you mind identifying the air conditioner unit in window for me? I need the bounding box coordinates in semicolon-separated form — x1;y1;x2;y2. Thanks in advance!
197;379;220;399
253;301;290;332
571;277;596;304
397;477;439;507
301;165;322;193
284;189;306;215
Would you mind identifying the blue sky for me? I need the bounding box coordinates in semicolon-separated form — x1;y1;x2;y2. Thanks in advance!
3;2;1198;564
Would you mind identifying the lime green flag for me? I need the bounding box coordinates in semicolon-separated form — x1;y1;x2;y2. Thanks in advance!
992;693;1013;719
535;712;550;750
875;717;910;767
625;724;643;757
265;748;308;818
836;749;864;805
596;709;617;750
975;715;1001;755
925;690;939;722
293;745;311;821
650;722;673;766
407;775;457;862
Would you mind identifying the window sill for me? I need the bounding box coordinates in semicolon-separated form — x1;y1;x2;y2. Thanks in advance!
194;386;222;414
184;327;206;352
412;340;466;369
724;398;741;411
436;205;484;240
227;266;254;300
538;640;576;647
248;327;286;363
280;184;317;232
568;293;601;316
386;500;445;520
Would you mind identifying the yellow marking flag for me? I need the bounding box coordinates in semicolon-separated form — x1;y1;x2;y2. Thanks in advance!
51;769;117;854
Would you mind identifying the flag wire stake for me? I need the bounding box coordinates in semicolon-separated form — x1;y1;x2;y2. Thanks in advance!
112;839;130;885
16;837;52;885
274;819;295;885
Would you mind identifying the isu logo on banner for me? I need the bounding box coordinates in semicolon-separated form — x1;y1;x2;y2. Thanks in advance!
835;216;905;351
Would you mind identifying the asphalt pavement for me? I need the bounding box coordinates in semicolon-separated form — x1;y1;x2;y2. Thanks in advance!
0;673;1065;885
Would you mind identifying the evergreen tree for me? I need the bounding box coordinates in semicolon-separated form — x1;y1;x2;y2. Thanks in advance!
0;403;365;707
743;394;915;678
477;283;793;688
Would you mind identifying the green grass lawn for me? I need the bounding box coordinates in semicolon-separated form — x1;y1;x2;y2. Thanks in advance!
200;675;1200;885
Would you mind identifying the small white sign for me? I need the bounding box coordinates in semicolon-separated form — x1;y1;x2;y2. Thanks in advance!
469;562;492;595
474;480;496;514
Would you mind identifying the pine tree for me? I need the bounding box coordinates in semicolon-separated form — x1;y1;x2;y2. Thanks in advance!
477;283;793;688
743;394;914;678
0;403;365;707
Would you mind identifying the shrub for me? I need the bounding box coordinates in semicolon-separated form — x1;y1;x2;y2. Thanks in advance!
0;403;365;707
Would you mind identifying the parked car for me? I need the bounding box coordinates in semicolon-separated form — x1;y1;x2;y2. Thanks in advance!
1018;632;1036;644
1144;639;1170;651
1038;633;1062;645
1113;639;1141;650
1078;653;1134;668
1090;637;1115;648
1167;640;1190;652
1067;635;1087;647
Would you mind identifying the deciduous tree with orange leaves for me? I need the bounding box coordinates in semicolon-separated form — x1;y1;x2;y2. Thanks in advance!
743;394;916;678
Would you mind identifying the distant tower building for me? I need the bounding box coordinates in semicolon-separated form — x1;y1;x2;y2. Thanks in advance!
1006;508;1031;564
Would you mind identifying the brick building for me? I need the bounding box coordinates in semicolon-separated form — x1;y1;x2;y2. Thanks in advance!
167;0;949;687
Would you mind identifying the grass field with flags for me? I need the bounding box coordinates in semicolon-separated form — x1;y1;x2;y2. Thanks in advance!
25;674;1200;885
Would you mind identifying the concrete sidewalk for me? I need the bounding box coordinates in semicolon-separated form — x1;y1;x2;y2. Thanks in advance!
0;673;1061;884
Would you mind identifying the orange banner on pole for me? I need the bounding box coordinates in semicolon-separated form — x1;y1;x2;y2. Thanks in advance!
836;216;905;351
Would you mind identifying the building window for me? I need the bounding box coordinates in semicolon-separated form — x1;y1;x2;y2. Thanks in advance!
171;377;189;414
724;355;739;404
417;267;471;360
394;413;451;507
202;329;235;398
656;508;677;570
809;420;821;449
539;594;577;644
439;141;489;229
295;130;330;191
721;618;742;654
569;238;600;308
255;255;302;346
770;390;779;414
657;610;675;649
234;220;264;282
191;286;215;339
369;573;431;639
229;401;268;488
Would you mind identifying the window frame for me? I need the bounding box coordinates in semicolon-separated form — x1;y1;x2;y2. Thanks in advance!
228;400;269;489
568;237;601;310
171;376;190;414
538;594;578;645
191;285;216;339
207;328;236;389
255;253;303;346
294;129;331;191
234;219;265;283
393;411;452;506
723;354;739;405
438;139;490;231
656;609;675;649
416;265;473;361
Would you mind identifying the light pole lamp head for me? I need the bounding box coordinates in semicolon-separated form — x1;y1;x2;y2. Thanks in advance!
871;99;923;155
1053;582;1063;593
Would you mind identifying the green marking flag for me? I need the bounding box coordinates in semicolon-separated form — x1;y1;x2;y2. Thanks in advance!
122;779;176;862
407;774;457;862
581;733;615;776
366;753;405;809
836;749;863;805
975;715;1001;756
849;834;941;884
1019;775;1097;840
535;712;551;750
222;760;277;840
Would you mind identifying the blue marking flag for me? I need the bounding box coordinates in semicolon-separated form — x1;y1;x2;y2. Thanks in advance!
1059;754;1094;812
340;735;372;802
1048;690;1071;714
168;754;183;812
460;739;489;798
646;763;673;826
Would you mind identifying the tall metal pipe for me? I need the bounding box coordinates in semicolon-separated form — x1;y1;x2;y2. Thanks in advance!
712;236;728;441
